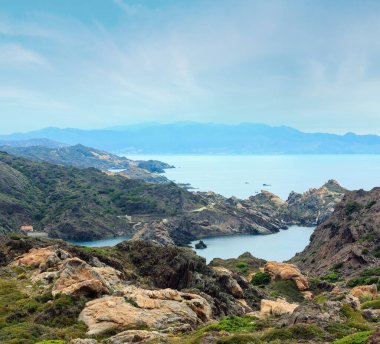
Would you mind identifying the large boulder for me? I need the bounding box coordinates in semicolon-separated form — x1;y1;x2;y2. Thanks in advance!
106;330;168;344
79;286;213;335
259;299;298;317
11;246;65;268
52;258;110;297
264;261;309;291
350;284;378;301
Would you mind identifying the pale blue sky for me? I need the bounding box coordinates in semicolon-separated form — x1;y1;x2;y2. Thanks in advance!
1;0;380;134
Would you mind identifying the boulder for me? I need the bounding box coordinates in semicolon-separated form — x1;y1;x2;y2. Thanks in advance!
11;246;59;268
195;240;207;249
350;284;378;301
259;299;298;317
79;286;213;335
264;261;309;291
106;330;168;344
212;267;244;298
52;258;109;297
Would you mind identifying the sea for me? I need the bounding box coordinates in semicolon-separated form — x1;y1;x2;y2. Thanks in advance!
71;154;380;262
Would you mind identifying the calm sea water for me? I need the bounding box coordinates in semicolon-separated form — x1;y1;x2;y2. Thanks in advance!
68;227;314;263
68;236;131;247
190;226;315;263
126;154;380;199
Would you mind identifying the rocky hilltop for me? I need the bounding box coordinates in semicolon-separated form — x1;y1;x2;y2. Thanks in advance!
248;179;347;226
292;187;380;279
0;144;173;183
0;234;379;344
134;181;347;246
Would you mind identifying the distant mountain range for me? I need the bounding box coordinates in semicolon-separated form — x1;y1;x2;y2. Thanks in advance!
1;122;380;154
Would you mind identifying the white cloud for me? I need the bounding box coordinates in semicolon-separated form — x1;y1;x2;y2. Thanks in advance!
0;44;50;68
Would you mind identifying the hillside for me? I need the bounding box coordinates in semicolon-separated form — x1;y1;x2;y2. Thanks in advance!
0;152;297;242
292;187;380;280
0;151;201;241
0;144;173;183
2;122;380;154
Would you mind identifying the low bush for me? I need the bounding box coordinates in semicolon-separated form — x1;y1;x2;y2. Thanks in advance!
345;202;362;215
250;272;271;286
331;330;374;344
322;272;340;283
270;280;304;303
207;316;256;333
361;299;380;310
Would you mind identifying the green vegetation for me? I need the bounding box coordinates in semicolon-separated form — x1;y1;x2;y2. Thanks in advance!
207;316;256;333
331;330;374;344
341;304;369;330
0;277;88;344
322;272;340;282
234;262;249;274
261;324;325;342
250;272;271;286
347;267;380;289
0;152;202;240
345;201;362;215
35;341;66;344
361;299;380;309
269;280;304;303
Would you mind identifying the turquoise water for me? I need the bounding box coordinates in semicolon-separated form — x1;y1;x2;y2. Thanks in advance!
190;226;315;263
68;236;131;247
68;227;313;262
126;154;380;199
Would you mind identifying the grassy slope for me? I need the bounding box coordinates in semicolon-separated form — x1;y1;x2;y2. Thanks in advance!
0;152;201;240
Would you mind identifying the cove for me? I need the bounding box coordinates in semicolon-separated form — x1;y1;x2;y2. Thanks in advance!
190;226;315;263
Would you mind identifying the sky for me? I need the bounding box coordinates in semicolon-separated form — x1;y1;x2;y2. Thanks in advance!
1;0;380;134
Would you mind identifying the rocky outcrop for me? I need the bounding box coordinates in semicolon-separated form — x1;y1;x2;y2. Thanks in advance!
259;299;298;317
291;187;380;277
79;286;213;335
247;180;347;227
107;330;168;344
52;258;111;297
264;262;309;291
195;240;207;249
350;284;378;301
284;179;347;226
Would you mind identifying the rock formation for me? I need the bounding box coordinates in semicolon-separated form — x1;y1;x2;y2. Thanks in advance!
292;187;380;278
79;286;213;335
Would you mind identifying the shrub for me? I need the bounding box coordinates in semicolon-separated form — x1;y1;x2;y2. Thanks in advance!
361;299;380;310
332;262;344;271
35;341;66;344
207;316;256;333
250;272;271;286
270;280;304;303
322;272;340;283
331;330;374;344
345;202;362;215
217;334;261;344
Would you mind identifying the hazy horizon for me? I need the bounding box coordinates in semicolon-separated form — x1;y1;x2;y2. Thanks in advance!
1;1;380;135
1;121;380;137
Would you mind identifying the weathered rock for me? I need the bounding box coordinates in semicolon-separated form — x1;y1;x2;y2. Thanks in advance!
69;339;98;344
292;187;380;278
52;258;109;297
195;240;207;249
367;329;380;344
362;308;380;322
79;286;213;335
212;267;244;299
264;261;309;291
259;299;298;317
350;284;378;301
107;330;168;344
11;246;58;268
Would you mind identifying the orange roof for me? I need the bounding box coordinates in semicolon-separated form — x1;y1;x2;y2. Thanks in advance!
20;226;34;231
